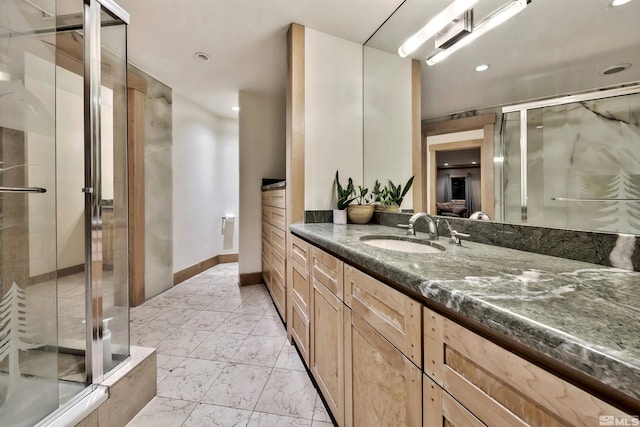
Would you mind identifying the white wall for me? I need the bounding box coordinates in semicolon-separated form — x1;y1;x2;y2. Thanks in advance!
173;92;239;273
363;46;413;209
238;91;286;275
305;28;363;210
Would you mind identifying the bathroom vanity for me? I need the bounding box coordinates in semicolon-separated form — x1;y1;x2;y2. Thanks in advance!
286;222;640;426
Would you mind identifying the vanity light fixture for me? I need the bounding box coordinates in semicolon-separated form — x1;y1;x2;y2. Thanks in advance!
232;106;240;112
398;0;479;58
475;64;489;72
611;0;632;6
427;0;531;66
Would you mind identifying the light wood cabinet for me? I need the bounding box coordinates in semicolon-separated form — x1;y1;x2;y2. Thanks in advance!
289;258;310;365
424;374;485;427
310;277;345;426
424;307;629;427
345;310;422;427
344;265;422;367
311;246;343;299
261;187;286;321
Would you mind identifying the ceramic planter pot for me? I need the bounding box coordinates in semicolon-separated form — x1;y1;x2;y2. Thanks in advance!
333;209;347;225
347;204;374;224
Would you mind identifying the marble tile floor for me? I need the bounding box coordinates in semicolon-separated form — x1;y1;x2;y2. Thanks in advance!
127;262;335;427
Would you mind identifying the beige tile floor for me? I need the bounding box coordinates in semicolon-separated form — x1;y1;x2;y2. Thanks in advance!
127;262;335;427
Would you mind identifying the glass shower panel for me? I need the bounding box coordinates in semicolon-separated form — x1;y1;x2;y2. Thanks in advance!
0;0;59;425
526;93;640;234
501;110;522;223
100;9;128;374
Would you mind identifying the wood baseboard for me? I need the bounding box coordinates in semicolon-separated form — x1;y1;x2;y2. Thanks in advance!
29;264;85;285
173;253;239;285
239;272;263;286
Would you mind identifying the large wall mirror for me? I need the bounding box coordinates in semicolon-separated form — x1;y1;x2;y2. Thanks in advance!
363;0;640;235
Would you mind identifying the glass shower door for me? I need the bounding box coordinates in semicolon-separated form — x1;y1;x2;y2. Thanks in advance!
0;0;59;425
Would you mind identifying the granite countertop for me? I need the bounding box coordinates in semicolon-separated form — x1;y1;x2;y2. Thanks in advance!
290;223;640;403
261;179;286;190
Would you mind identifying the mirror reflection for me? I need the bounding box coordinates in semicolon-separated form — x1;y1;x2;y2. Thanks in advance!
363;0;640;234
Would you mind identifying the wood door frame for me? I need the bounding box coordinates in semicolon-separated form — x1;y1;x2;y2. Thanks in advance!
422;114;496;218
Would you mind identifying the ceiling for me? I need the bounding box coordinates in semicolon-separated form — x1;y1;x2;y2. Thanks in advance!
366;0;640;119
114;0;404;118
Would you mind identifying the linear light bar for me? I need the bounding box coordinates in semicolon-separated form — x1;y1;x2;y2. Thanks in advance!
426;0;530;66
398;0;480;58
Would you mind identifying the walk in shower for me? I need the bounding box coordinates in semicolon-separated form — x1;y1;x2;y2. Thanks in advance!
0;0;129;425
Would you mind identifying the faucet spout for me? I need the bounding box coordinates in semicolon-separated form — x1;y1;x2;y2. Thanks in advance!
406;212;439;240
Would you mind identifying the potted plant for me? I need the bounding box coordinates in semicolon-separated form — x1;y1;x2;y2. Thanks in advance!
387;176;414;210
347;185;374;224
334;170;355;224
372;176;414;212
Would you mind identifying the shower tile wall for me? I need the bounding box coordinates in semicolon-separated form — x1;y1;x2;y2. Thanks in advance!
130;65;174;299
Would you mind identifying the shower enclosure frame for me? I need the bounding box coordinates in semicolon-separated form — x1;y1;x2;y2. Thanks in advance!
83;0;131;387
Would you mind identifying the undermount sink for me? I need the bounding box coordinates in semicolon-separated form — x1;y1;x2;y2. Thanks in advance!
360;235;445;254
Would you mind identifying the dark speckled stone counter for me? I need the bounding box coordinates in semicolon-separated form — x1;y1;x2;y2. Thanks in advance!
290;222;640;404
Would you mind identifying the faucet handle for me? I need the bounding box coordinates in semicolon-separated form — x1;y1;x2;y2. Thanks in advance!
397;224;409;229
449;229;470;246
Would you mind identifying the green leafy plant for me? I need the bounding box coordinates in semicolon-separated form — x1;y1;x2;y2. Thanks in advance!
335;170;355;210
354;185;370;205
371;179;392;207
387;176;414;207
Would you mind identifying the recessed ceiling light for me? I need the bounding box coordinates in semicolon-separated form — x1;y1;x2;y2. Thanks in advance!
471;161;477;164
232;106;240;112
601;63;632;75
536;125;544;129
193;52;211;62
475;64;489;72
444;163;449;166
611;0;632;6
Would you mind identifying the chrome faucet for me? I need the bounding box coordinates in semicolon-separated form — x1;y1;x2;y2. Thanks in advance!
399;212;439;240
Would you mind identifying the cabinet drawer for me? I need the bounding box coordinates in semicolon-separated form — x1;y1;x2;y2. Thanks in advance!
263;188;286;208
310;246;343;300
268;224;286;256
424;375;485;427
262;220;270;243
290;259;310;316
345;310;422;427
262;238;271;290
290;234;310;271
271;249;286;285
424;307;629;426
263;205;286;230
344;265;421;367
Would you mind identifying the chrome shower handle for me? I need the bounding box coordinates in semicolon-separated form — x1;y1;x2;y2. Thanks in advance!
0;186;47;193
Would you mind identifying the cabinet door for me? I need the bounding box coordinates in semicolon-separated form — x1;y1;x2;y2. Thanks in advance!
424;375;485;427
310;279;345;426
345;311;421;427
289;260;310;366
424;308;628;427
344;265;421;367
270;267;286;321
311;246;343;299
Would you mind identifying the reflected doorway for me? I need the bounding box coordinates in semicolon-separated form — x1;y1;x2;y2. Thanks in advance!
423;114;496;219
